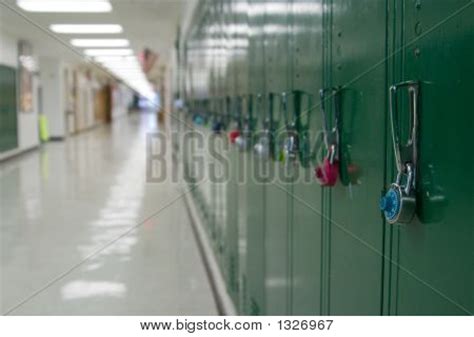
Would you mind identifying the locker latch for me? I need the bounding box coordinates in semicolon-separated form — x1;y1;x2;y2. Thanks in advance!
380;81;419;224
236;94;258;152
254;93;276;160
235;117;252;151
279;91;313;166
212;98;226;134
228;96;242;144
279;92;298;164
254;126;271;160
315;87;341;186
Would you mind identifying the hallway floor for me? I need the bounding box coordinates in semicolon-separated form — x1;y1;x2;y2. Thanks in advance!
0;113;218;315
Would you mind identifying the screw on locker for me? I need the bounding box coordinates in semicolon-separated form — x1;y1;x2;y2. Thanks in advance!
380;81;420;224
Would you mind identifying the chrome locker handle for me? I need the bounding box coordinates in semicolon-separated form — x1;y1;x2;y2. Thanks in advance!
381;81;420;224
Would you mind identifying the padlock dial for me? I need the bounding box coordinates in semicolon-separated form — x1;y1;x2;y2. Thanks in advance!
380;186;402;223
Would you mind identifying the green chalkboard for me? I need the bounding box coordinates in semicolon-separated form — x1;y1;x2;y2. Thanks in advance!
0;65;18;153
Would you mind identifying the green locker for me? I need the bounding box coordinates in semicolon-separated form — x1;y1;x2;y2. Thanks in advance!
0;65;18;153
225;115;241;307
244;0;267;315
229;0;252;314
287;0;324;315
208;3;219;256
222;0;242;308
386;0;473;315
210;2;229;269
325;0;388;314
263;0;292;315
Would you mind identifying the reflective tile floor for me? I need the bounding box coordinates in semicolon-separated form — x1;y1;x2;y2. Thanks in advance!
0;113;218;315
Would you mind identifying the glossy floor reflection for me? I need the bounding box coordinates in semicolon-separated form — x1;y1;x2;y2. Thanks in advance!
0;113;217;315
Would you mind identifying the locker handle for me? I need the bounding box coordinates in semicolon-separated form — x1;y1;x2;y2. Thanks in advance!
254;93;282;161
261;92;282;129
295;90;314;132
381;80;420;224
280;90;314;132
319;87;342;156
265;92;273;128
389;80;419;177
245;93;262;131
211;97;226;133
314;87;342;186
280;91;290;127
279;92;298;164
279;90;314;166
225;96;232;119
233;95;245;128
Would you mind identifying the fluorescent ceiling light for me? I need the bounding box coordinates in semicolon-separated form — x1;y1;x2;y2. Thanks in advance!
84;49;133;56
50;24;123;34
71;39;129;47
101;66;141;72
17;0;112;13
100;62;140;69
94;56;136;62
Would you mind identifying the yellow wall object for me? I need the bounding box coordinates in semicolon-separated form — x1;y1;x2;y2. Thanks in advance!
39;114;49;142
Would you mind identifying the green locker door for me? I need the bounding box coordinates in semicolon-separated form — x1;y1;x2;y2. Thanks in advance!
0;65;18;153
326;0;388;314
209;2;228;270
387;0;473;315
288;0;324;315
208;3;219;256
245;0;267;316
224;97;240;307
222;0;241;309
231;0;252;314
263;0;292;315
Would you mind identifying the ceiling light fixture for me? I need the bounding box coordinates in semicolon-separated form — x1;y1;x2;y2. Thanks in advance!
71;39;130;48
50;24;123;34
94;56;136;62
84;49;133;56
17;0;112;13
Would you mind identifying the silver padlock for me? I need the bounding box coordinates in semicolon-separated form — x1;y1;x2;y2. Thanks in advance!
236;122;251;152
254;129;271;160
282;128;299;164
235;135;249;151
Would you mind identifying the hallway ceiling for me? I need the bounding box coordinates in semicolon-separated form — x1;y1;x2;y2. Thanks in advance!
0;0;193;68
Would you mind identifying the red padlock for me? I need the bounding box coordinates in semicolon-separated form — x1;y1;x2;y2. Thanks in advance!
315;157;339;186
229;130;240;144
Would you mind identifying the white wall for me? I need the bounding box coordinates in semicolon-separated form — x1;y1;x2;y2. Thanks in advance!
39;57;66;139
0;31;17;67
0;30;40;159
18;75;40;150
